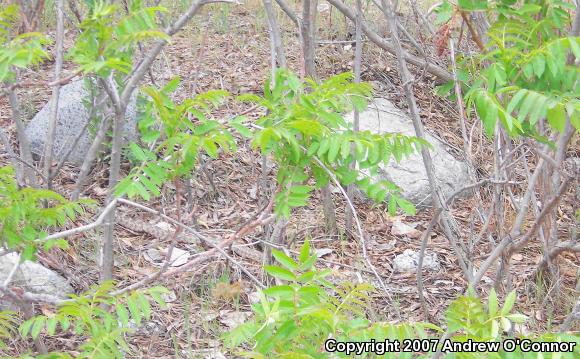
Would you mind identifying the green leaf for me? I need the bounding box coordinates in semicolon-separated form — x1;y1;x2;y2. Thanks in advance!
230;119;252;138
396;196;416;216
506;313;527;323
127;296;143;326
30;317;45;339
298;255;317;272
434;1;453;25
224;322;258;348
116;304;129;327
457;0;487;11
327;136;341;163
299;240;311;264
19;319;34;337
546;103;566;132
263;285;295;297
271;249;298;271
203;138;218;158
264;265;296;281
501;290;516;315
129;143;148;161
488;288;498;316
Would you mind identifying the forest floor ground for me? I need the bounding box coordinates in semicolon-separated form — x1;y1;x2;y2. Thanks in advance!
0;1;578;357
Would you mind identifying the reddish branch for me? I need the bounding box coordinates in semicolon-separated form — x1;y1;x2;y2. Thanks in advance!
532;240;580;278
163;199;275;277
459;11;485;52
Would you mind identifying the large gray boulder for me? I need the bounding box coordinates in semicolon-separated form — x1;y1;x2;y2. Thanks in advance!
25;80;138;165
346;98;472;207
0;253;73;309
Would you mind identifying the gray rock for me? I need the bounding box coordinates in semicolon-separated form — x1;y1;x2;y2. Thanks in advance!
0;253;73;310
346;98;472;207
25;80;138;165
393;249;440;272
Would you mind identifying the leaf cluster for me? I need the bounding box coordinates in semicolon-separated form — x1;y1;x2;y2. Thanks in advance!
0;4;49;83
225;244;579;358
0;311;18;349
69;0;169;76
116;78;236;200
440;0;580;138
18;282;169;359
239;69;427;218
0;166;94;260
224;240;379;357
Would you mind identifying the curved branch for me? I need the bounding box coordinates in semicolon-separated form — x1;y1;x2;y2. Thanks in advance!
327;0;452;82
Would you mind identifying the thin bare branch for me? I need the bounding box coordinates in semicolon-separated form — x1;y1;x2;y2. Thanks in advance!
327;0;452;82
44;0;67;189
263;0;287;68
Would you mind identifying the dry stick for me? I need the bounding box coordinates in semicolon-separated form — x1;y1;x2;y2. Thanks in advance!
472;177;573;286
42;199;119;241
71;116;111;200
100;76;124;282
416;179;517;319
274;0;299;27
10;199;266;303
378;0;471;284
1;153;48;184
2;253;21;288
327;0;452;82
0;71;82;98
371;0;425;56
163;201;276;277
573;2;580;37
507;178;573;256
312;155;395;302
50;116;91;181
470;196;496;248
114;198;266;291
0;200;116;311
345;0;363;232
302;0;338;236
459;11;485;52
491;125;509;290
407;0;435;35
0;127;25;186
448;39;473;176
416;208;440;320
0;283;48;354
190;13;212;95
68;0;83;23
448;38;494;249
120;0;237;107
43;0;65;190
301;0;317;77
7;86;37;187
263;0;288;68
560;297;580;332
532;240;580;279
51;87;110;181
469;156;549;287
500;122;575;264
262;0;288;273
113;181;184;295
525;147;556;283
29;0;45;31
